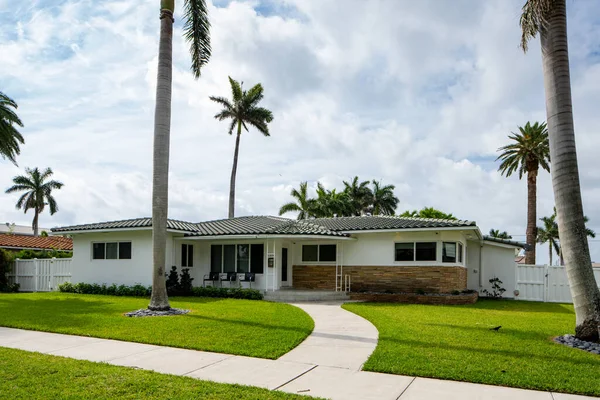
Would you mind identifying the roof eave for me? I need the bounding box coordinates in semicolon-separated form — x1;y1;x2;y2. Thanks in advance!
340;226;479;234
180;234;354;240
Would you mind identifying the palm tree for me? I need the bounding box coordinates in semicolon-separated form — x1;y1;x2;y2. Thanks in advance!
0;91;25;165
5;168;64;236
489;229;512;240
537;214;560;266
343;176;372;216
521;0;600;341
399;207;456;220
210;77;274;219
542;208;595;266
149;0;211;311
496;121;550;265
370;180;399;216
279;181;315;220
310;183;352;218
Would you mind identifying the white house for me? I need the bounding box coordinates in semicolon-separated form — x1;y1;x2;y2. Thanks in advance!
51;215;524;297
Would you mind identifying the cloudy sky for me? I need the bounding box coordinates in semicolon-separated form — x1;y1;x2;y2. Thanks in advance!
1;0;600;263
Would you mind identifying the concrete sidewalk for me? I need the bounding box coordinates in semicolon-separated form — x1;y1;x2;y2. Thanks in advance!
0;302;596;400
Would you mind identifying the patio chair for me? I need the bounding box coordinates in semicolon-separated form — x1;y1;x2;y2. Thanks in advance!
219;272;237;287
227;272;237;286
203;272;220;288
238;272;255;288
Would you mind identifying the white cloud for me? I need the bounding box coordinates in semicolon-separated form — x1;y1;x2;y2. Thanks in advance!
1;0;600;263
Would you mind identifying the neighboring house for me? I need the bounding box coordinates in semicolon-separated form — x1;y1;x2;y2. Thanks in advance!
0;233;73;253
1;223;51;236
51;215;524;297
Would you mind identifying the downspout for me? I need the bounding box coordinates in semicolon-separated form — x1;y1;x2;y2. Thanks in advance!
478;240;484;289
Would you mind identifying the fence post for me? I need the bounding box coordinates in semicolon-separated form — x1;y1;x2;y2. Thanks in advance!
34;258;38;292
544;265;549;303
50;257;56;291
14;258;19;286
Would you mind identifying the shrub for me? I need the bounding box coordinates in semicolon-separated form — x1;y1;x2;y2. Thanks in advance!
14;249;72;260
58;281;263;300
415;288;426;295
482;277;506;299
179;268;194;295
451;290;461;295
0;249;16;292
166;266;179;294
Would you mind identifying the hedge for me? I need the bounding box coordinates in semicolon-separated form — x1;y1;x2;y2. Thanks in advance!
58;282;263;301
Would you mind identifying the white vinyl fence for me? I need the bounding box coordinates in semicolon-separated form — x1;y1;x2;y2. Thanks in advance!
516;264;600;303
8;258;72;292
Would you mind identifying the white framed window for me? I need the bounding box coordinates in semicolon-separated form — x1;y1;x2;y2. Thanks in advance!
458;242;464;263
210;244;264;274
394;242;436;262
181;244;194;267
92;242;132;260
443;242;464;263
301;244;337;262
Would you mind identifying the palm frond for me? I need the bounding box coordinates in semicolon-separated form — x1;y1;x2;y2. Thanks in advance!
228;76;243;102
520;0;554;52
209;96;233;110
183;0;211;78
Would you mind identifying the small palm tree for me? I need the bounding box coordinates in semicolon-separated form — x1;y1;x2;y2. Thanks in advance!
149;0;211;311
489;229;512;240
343;176;372;216
5;168;64;236
497;121;550;264
537;214;560;265
0;91;25;165
370;180;399;216
279;181;315;220
210;77;274;218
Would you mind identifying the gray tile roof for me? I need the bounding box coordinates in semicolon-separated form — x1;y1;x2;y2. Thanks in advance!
51;218;201;233
483;235;528;249
307;215;476;232
52;215;477;237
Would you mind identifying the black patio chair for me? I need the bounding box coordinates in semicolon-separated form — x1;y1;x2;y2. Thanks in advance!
203;272;220;288
239;272;255;288
226;272;237;287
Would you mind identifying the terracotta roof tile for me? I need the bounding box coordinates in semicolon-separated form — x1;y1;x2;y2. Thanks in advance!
0;234;73;251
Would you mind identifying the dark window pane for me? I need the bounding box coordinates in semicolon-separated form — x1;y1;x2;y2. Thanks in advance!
237;244;249;273
92;243;105;260
188;244;194;267
211;245;222;273
251;244;264;274
119;242;132;259
223;244;236;272
416;242;437;261
395;243;413;261
458;243;463;263
106;243;118;259
181;244;188;267
302;245;318;262
442;242;456;263
319;244;336;262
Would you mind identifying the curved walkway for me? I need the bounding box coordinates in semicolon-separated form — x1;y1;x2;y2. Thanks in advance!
1;302;596;400
278;301;378;370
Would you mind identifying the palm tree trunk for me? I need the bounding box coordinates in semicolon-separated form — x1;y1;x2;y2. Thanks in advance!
32;208;39;237
540;0;600;341
525;168;537;264
549;242;553;266
149;0;174;311
228;122;242;218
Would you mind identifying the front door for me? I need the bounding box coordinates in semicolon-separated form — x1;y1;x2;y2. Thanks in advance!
282;248;288;283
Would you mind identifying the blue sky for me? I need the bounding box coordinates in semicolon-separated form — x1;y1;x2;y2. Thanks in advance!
1;0;600;263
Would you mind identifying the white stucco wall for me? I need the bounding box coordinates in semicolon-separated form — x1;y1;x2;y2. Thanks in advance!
466;240;518;298
71;230;177;286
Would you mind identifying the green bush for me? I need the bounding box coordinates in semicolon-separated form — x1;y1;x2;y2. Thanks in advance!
179;268;194;295
14;249;72;260
166;266;179;294
0;249;18;293
58;282;263;300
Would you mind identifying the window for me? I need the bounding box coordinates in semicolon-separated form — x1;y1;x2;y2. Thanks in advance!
458;242;463;263
301;244;337;262
395;242;437;262
92;242;132;260
211;245;222;273
442;242;457;263
181;244;194;267
210;244;265;273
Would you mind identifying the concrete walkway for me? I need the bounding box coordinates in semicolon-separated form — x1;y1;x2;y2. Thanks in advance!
0;302;596;400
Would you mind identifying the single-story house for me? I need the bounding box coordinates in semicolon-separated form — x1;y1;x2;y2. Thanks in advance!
51;215;524;297
0;233;73;253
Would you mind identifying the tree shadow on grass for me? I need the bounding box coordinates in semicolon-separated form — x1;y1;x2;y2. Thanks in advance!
184;313;313;335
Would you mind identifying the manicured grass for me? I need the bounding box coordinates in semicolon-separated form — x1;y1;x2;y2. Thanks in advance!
0;293;313;359
0;347;316;399
343;300;600;396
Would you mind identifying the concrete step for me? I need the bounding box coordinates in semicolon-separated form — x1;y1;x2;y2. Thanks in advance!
264;290;350;302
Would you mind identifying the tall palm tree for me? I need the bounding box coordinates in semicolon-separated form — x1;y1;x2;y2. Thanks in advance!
279;181;315;220
496;121;550;265
311;183;352;218
149;0;211;311
210;77;274;218
489;229;512;240
0;91;25;165
537;214;560;266
521;0;600;341
370;180;399;216
5;167;64;236
343;176;372;216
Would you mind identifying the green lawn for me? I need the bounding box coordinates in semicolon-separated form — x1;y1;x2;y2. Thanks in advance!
0;293;313;359
343;300;600;397
0;347;317;400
